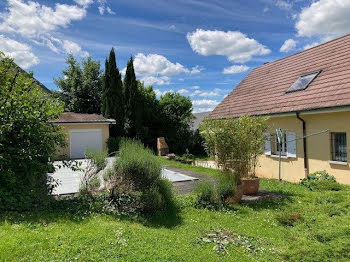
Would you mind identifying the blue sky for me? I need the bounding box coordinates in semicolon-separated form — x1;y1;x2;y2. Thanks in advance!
1;0;349;112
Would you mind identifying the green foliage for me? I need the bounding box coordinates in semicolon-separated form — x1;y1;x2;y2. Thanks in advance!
110;139;177;214
54;55;102;114
123;57;140;138
0;53;65;211
80;150;107;194
300;170;342;191
195;173;236;209
106;136;121;154
200;116;268;182
102;48;125;136
159;92;194;154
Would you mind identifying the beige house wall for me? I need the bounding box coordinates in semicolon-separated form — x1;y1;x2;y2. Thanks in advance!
256;111;350;185
56;123;110;159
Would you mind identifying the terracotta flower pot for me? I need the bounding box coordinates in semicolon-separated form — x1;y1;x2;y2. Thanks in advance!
241;177;260;195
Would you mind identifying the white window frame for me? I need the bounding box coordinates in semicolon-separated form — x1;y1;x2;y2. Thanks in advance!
272;133;287;156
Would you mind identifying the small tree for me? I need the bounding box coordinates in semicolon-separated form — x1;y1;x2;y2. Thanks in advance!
0;53;65;210
200;116;268;183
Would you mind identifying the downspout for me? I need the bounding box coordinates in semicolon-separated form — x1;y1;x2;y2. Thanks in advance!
296;112;308;177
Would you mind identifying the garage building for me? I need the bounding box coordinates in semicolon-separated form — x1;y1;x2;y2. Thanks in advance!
52;112;116;159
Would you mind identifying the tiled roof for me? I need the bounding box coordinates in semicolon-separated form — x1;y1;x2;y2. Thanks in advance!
52;112;116;124
210;34;350;119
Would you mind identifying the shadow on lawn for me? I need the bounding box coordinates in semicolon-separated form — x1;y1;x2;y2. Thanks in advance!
0;196;183;229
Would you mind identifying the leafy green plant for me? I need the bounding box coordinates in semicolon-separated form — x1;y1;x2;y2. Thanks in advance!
300;170;342;191
108;139;178;214
200;116;268;184
106;136;121;154
80;150;107;194
0;53;65;211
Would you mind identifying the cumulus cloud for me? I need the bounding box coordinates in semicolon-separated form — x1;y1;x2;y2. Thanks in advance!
133;53;189;76
223;65;249;74
303;42;320;50
63;40;89;57
296;0;350;39
126;53;201;86
0;0;86;38
192;99;220;113
141;76;170;86
0;0;89;59
279;39;297;52
177;89;189;95
187;29;270;63
0;35;39;69
154;88;173;97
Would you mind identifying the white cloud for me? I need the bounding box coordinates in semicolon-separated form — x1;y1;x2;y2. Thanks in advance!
187;29;270;63
0;35;39;69
74;0;94;6
275;0;292;10
133;53;189;76
296;0;350;39
0;0;86;38
127;53;201;86
279;39;297;52
141;76;170;86
97;0;115;15
154;88;173;97
263;7;269;13
192;99;220;113
177;89;189;95
63;40;89;57
303;42;320;50
223;65;249;74
191;86;200;90
197;88;222;97
190;65;203;74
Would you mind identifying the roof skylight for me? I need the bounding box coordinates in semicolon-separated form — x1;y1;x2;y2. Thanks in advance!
286;71;321;93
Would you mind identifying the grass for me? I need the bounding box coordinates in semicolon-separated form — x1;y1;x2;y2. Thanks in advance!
1;165;350;261
159;157;220;178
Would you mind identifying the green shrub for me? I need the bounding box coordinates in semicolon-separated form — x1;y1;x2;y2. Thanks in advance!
195;181;220;209
195;173;236;209
106;136;121;155
0;53;65;211
300;170;342;191
110;139;177;214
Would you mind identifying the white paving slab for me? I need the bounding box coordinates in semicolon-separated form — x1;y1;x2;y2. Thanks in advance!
48;158;197;195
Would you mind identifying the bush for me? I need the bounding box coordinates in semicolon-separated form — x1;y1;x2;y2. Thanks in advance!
106;136;121;155
300;170;342;191
109;139;177;214
195;174;236;209
80;150;107;194
0;53;65;211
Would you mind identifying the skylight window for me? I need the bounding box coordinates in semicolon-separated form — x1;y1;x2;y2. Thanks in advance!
286;71;321;93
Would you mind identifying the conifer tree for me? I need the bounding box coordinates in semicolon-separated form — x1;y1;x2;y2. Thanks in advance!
102;48;124;136
123;57;140;137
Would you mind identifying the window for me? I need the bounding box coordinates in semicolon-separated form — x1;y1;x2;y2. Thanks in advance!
286;71;321;93
272;133;287;156
331;132;347;162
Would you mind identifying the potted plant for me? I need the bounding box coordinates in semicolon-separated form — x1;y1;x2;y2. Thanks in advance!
200;116;268;200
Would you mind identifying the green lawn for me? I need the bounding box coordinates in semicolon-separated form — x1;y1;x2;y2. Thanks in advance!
1;166;350;261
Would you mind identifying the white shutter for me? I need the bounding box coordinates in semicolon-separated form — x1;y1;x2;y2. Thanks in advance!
286;132;296;158
264;133;271;155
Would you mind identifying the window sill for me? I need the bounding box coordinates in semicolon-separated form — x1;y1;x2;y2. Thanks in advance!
328;160;348;166
268;154;296;159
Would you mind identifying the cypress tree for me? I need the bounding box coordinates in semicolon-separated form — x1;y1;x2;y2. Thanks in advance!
123;57;140;138
102;48;125;136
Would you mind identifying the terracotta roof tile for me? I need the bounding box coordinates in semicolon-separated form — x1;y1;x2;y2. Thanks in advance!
51;112;116;124
210;34;350;118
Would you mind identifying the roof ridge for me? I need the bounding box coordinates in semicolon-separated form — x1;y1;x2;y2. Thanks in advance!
259;33;350;69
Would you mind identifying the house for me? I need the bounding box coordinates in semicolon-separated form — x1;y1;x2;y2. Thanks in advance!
51;112;116;159
210;34;350;185
192;111;211;131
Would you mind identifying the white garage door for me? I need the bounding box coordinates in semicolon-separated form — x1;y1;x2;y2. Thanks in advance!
70;129;103;159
